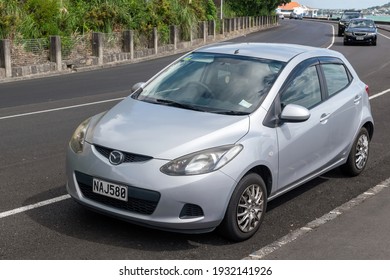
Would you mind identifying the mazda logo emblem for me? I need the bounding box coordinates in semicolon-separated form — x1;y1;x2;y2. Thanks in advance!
109;150;125;165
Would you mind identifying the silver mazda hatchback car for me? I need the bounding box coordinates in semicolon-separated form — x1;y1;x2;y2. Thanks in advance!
67;43;374;241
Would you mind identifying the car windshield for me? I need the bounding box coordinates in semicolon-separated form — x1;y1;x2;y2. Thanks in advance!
349;20;375;28
342;14;360;20
133;52;285;115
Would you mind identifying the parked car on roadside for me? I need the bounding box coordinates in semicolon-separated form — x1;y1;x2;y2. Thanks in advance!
67;43;374;241
338;10;362;36
290;12;303;20
344;18;377;46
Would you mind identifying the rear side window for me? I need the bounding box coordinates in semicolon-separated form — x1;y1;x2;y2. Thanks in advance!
322;64;350;96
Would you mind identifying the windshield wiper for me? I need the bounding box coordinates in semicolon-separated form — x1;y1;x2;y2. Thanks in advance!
209;110;249;115
155;99;207;112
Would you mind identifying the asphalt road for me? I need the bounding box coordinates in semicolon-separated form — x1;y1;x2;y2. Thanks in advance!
1;19;390;260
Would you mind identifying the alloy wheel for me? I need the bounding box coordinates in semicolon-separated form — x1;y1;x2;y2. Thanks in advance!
355;134;369;170
236;184;264;233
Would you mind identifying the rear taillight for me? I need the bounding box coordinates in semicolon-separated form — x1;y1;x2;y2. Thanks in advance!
365;85;370;96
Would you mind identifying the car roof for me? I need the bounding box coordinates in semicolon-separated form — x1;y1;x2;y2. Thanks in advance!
194;43;336;63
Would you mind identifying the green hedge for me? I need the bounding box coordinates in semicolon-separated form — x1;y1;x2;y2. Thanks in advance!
0;0;283;40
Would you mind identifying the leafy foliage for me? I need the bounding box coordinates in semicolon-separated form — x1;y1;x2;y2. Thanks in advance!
0;0;23;39
0;0;280;40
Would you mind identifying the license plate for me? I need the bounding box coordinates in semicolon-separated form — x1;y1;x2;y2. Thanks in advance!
356;37;364;40
92;178;128;201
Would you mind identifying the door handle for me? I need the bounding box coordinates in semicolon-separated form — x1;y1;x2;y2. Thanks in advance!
354;95;362;104
320;113;331;123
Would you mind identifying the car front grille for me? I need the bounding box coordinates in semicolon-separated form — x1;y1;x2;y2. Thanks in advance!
94;145;153;163
354;32;367;36
75;171;160;215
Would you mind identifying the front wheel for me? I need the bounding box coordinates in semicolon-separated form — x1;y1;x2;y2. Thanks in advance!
341;127;370;176
219;173;267;242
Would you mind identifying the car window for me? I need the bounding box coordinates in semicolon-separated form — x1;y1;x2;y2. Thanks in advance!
135;52;285;114
322;64;350;96
280;65;322;109
349;20;374;28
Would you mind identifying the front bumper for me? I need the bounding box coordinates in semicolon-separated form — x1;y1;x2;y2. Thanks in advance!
344;34;377;44
66;142;238;233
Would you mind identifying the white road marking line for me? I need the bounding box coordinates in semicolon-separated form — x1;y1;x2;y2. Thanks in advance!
246;177;390;260
0;194;70;219
2;86;388;122
378;32;390;40
369;88;390;100
327;24;335;49
0;97;125;121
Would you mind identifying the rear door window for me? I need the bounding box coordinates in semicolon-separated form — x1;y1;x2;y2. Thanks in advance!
321;64;350;96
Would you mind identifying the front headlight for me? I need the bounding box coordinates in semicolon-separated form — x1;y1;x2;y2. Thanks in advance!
344;31;353;36
70;118;91;153
160;145;243;176
367;32;376;36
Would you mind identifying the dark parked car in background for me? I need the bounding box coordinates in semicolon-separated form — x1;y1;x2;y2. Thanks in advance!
289;12;303;20
338;10;362;36
344;18;377;46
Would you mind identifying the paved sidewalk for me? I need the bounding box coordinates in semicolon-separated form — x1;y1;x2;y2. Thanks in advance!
246;178;390;260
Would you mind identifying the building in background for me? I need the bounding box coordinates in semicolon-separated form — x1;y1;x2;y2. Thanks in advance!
276;1;318;17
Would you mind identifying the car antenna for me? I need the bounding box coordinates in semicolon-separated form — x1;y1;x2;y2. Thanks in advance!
234;49;240;54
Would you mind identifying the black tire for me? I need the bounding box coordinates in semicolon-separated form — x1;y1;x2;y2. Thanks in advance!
372;40;377;46
219;173;267;242
341;127;370;176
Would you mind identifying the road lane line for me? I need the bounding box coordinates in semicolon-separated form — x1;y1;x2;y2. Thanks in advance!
2;87;388;121
0;97;125;121
327;24;335;49
369;88;390;100
378;32;390;40
0;194;70;219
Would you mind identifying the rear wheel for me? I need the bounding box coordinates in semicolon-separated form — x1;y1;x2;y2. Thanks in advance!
341;127;370;176
219;173;267;242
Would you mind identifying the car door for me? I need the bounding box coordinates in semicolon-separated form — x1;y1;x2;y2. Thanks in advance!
318;58;362;163
275;59;331;190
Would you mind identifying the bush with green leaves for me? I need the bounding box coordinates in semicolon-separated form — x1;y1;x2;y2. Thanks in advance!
1;0;279;41
0;0;24;39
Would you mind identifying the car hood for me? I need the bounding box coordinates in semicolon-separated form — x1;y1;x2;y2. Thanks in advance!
87;97;250;159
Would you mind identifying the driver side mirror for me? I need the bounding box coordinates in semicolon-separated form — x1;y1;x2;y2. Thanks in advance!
280;104;310;122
